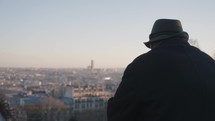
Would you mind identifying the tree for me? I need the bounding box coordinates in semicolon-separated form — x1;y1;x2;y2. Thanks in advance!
0;94;14;121
39;96;67;111
19;104;43;121
188;39;200;48
19;96;68;121
69;116;78;121
74;108;107;121
213;52;215;60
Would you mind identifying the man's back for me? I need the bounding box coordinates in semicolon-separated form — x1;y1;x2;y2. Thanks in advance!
107;19;215;121
137;39;215;120
107;39;215;121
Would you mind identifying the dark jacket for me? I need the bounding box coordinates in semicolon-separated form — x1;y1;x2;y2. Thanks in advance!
107;38;215;121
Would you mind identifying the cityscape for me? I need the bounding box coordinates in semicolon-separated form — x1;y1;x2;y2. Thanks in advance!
1;1;215;121
0;60;124;121
1;40;215;121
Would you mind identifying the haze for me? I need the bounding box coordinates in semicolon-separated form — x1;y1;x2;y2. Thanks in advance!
1;0;215;68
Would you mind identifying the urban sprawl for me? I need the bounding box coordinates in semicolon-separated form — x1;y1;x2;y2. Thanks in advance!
0;63;124;121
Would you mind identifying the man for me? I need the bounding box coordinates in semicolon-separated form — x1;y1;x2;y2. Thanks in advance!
107;19;215;121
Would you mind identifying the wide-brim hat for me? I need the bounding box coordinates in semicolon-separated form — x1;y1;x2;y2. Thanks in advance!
144;19;189;48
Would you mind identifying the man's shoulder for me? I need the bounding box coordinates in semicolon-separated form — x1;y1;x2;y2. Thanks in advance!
132;49;162;63
132;52;151;63
127;52;155;70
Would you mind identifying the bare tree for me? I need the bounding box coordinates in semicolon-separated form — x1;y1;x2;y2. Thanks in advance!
213;52;215;60
69;116;78;121
188;39;200;48
18;96;69;121
0;94;15;121
74;108;107;121
39;96;67;111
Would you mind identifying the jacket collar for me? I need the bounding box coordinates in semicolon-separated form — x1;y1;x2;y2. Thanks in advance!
152;38;190;49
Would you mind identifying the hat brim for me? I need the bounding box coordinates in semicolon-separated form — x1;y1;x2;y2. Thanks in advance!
144;32;188;48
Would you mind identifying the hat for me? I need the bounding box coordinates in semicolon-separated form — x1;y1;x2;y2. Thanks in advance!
144;19;189;48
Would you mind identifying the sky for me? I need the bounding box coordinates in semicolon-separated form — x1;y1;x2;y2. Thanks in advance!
0;0;215;68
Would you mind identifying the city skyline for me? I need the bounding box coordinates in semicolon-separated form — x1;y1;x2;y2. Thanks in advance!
1;0;215;68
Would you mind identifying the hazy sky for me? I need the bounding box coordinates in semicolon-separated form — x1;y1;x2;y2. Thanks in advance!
0;0;215;68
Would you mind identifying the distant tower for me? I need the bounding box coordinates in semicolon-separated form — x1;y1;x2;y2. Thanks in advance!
90;60;94;70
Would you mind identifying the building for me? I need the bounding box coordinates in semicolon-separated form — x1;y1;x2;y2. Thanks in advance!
64;85;113;112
